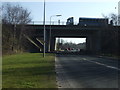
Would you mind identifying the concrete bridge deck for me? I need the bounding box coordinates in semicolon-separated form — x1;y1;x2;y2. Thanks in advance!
22;25;119;53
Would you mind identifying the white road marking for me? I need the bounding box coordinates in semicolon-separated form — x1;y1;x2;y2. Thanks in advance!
83;58;120;71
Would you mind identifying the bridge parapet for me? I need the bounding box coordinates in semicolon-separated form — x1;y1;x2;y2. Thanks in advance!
25;25;106;31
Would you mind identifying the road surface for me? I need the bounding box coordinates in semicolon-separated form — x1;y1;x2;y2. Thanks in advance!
55;54;120;88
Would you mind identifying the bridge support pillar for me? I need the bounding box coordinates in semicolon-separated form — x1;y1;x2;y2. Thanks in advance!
86;31;101;54
91;31;101;54
50;37;56;52
86;35;93;53
94;31;101;54
45;30;50;52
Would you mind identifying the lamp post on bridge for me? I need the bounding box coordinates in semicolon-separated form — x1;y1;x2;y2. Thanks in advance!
49;15;62;52
115;6;118;25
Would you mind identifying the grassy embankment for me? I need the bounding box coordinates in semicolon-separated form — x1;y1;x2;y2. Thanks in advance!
2;53;56;88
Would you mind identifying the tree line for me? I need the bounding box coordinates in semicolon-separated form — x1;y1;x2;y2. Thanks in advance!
102;14;120;56
56;38;86;51
2;3;32;54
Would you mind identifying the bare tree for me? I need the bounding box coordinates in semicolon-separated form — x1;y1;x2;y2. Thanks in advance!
118;14;120;25
102;13;120;55
2;3;31;24
2;3;32;53
110;13;117;25
102;13;120;26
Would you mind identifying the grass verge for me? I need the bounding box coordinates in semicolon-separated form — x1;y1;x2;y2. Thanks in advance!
2;53;56;88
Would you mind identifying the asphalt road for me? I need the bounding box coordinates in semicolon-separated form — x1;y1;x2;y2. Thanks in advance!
55;54;120;88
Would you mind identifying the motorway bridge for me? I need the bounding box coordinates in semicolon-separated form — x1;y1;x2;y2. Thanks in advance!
24;24;119;54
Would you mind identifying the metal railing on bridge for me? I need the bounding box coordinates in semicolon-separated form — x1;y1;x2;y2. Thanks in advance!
28;21;78;25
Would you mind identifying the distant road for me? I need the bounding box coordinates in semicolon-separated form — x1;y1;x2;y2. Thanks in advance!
55;54;120;88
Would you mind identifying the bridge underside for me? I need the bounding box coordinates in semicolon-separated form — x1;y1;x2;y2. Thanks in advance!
25;25;106;54
49;29;101;54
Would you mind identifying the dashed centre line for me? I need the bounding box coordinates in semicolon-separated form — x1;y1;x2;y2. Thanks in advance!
82;58;120;71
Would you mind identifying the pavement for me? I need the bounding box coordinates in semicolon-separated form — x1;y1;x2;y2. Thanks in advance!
55;54;120;89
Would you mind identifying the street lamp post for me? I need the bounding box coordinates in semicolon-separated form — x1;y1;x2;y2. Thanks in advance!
115;6;119;25
118;1;120;25
43;0;46;57
49;15;62;52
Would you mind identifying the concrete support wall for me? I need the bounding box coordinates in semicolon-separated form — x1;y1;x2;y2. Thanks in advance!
50;36;56;52
86;31;101;54
45;30;50;52
93;31;101;53
86;35;93;53
92;32;101;53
